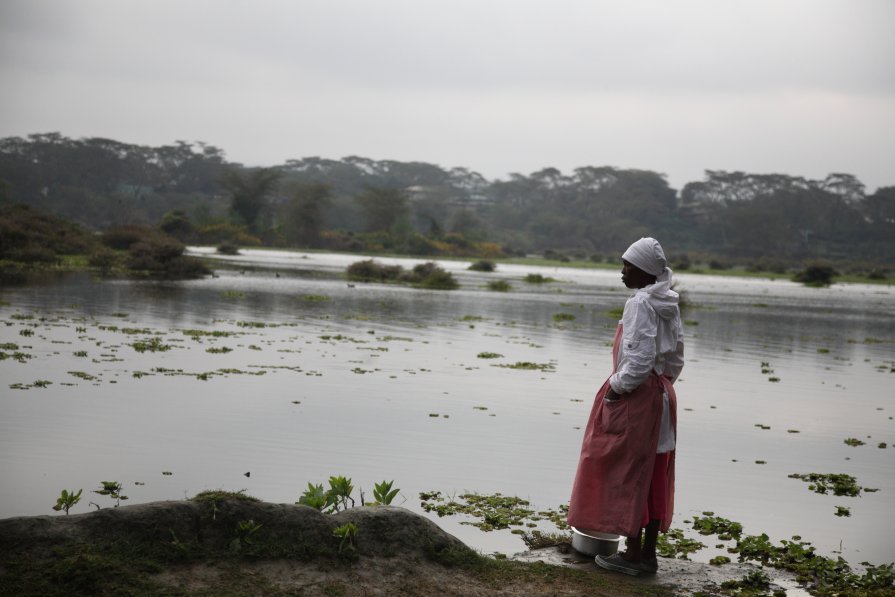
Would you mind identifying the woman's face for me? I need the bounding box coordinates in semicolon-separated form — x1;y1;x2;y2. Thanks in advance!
621;260;654;289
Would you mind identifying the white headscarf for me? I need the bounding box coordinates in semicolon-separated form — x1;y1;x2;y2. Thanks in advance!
622;237;667;277
622;237;681;354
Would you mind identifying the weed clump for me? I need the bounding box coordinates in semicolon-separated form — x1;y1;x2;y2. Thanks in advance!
346;259;458;290
793;263;837;287
468;260;496;272
524;273;555;284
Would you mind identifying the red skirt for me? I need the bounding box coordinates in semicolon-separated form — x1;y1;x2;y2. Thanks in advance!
641;452;671;526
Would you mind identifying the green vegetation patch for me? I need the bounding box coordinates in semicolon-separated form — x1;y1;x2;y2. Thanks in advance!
182;329;234;338
691;514;743;540
477;352;504;359
552;313;576;322
468;260;496;272
346;260;459;290
130;338;172;353
419;491;569;533
487;280;512;292
494;361;555;372
787;473;866;496
0;350;33;363
656;528;706;559
523;273;555;284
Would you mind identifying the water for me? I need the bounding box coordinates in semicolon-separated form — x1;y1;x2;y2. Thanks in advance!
1;249;893;565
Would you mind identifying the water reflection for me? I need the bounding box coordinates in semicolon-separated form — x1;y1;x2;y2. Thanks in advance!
1;253;893;566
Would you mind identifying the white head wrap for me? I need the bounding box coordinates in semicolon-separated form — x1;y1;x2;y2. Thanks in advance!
622;237;681;354
622;237;667;277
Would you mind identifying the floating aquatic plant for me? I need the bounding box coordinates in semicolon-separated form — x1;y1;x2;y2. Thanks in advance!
130;337;171;353
494;361;555;371
787;473;864;496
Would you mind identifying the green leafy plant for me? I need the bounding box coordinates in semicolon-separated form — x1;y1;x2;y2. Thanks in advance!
94;481;127;507
52;488;82;515
326;475;355;512
230;519;263;552
297;476;357;513
372;480;400;506
297;482;330;511
333;522;357;553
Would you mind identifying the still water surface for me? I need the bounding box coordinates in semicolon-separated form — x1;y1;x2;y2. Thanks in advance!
1;249;893;565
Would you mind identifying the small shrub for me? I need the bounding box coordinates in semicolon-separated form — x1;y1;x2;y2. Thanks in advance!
88;248;121;274
372;480;400;505
217;242;240;255
793;263;837;287
333;522;358;553
346;259;404;282
487;280;511;292
417;269;459;290
52;488;82;515
468;260;496;272
524;273;554;284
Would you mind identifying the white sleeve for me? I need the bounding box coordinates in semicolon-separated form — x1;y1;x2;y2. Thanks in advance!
663;338;685;383
609;297;657;394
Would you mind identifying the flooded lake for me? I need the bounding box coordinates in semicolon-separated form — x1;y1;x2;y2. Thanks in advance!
1;249;893;566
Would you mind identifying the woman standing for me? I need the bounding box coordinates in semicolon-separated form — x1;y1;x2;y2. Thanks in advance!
567;237;684;576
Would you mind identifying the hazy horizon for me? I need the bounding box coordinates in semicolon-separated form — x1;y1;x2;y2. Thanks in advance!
2;0;893;192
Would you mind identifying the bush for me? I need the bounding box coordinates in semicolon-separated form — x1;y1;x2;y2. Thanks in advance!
217;242;240;255
524;273;554;284
708;259;731;270
0;204;97;258
102;225;154;250
793;263;837;287
6;245;58;265
88;248;121;274
416;268;459;290
102;226;208;279
487;280;511;292
407;262;459;290
346;259;404;282
468;260;496;272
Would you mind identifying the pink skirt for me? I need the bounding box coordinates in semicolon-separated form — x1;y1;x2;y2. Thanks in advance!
641;452;671;527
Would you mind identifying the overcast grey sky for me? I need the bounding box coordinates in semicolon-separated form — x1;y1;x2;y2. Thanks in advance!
1;0;893;191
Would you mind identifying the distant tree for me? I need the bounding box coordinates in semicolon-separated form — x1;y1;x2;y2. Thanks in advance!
221;167;281;233
282;182;331;247
159;209;194;242
354;187;408;233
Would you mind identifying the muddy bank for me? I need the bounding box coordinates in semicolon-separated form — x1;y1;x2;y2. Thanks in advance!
0;495;797;596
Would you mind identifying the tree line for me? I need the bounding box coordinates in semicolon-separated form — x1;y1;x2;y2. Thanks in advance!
1;133;892;269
